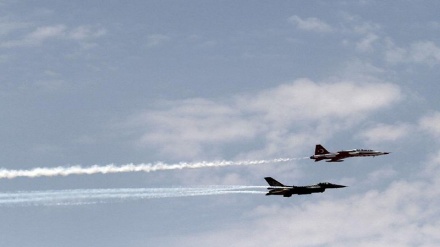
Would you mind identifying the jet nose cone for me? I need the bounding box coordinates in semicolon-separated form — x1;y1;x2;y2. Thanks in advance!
384;152;390;155
334;184;347;188
326;183;347;189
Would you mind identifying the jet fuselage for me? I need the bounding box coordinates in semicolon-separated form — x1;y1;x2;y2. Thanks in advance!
264;177;346;197
310;145;390;162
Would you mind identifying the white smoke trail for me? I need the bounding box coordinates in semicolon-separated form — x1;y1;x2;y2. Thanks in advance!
0;157;306;179
0;186;268;206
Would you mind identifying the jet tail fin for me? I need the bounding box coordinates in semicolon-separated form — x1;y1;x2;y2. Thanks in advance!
315;144;330;155
264;177;285;187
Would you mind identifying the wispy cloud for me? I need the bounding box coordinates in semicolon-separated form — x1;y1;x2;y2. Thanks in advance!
419;111;440;137
0;24;106;48
128;98;260;158
385;40;440;66
124;79;402;159
351;21;382;52
1;24;65;47
356;32;379;52
175;152;440;246
288;15;333;33
68;25;107;41
359;123;412;143
337;14;384;53
241;79;401;123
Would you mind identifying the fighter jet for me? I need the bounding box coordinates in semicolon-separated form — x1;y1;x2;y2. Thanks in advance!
264;177;346;197
309;144;390;162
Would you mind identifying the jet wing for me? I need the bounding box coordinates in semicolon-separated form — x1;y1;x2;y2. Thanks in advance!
326;152;351;162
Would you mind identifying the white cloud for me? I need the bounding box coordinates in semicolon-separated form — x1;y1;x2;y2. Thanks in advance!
356;32;379;52
422;150;440;178
366;167;397;183
175;162;440;247
139;133;440;247
288;15;333;33
241;78;401;124
419;112;440;137
410;41;440;66
384;40;407;64
125;79;402;159
0;24;106;48
4;24;67;47
337;14;385;53
130;98;261;158
68;25;106;40
351;21;381;52
359;123;412;143
386;40;440;66
352;21;381;35
28;25;65;41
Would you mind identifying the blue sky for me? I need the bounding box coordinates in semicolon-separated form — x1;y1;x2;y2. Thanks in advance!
1;1;440;246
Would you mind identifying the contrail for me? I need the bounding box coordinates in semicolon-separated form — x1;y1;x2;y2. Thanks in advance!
0;186;268;206
0;157;306;179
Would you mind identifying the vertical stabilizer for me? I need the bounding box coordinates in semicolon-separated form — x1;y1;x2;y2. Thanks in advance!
264;177;285;187
315;144;330;155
